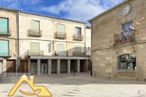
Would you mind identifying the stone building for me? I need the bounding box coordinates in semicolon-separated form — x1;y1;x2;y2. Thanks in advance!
0;7;91;76
91;0;146;80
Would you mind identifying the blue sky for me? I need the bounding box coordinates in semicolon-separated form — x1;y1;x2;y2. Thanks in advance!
0;0;123;22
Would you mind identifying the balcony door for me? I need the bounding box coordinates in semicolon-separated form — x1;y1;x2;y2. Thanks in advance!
57;44;65;56
30;42;40;55
74;45;82;56
31;20;40;32
57;24;65;33
75;27;81;37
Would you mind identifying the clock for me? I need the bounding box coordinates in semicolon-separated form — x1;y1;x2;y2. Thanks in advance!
122;4;132;16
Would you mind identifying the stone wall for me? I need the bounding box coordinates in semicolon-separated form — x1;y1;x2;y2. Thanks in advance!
91;0;146;80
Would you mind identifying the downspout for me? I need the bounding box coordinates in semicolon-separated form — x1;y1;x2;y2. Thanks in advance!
16;10;20;76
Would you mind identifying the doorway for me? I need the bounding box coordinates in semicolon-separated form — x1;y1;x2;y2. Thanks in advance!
40;60;48;75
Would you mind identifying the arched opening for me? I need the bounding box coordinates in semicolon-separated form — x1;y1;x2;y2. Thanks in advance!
118;54;136;70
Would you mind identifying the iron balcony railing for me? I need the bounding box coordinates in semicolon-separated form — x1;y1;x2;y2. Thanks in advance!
54;32;66;39
28;29;42;37
73;51;85;56
73;34;83;41
113;31;135;45
26;50;44;56
54;51;68;56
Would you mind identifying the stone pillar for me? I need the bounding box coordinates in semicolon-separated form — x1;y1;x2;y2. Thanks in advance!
3;59;6;77
57;59;60;74
28;59;31;75
67;60;71;73
86;60;89;72
37;59;41;75
48;59;52;75
77;60;80;73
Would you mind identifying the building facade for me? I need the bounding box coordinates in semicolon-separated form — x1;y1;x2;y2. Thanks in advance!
91;0;146;80
0;8;91;76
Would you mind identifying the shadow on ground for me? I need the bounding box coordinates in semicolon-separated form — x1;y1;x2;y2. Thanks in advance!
0;73;146;85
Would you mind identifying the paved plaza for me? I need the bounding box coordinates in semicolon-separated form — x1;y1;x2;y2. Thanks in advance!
0;74;146;97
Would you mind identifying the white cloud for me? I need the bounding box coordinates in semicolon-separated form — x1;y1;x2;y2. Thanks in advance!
41;0;123;22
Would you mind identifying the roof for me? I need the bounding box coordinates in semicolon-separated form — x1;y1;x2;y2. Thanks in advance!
0;7;86;24
89;0;132;22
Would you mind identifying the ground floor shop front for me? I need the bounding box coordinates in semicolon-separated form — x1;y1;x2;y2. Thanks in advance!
0;56;90;77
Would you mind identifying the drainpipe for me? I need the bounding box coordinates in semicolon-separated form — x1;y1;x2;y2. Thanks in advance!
16;10;20;76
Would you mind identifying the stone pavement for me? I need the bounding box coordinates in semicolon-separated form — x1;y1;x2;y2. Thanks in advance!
0;74;146;97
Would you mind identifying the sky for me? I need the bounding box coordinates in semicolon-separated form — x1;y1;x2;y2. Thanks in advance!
0;0;123;22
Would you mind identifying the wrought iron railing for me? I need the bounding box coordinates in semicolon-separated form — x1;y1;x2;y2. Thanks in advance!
28;29;42;37
26;50;44;56
73;51;85;56
73;34;83;41
54;32;66;39
54;51;68;56
113;31;135;45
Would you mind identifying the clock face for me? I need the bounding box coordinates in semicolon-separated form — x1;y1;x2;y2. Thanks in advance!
122;4;131;16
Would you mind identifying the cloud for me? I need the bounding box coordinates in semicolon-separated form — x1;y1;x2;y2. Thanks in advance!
41;0;123;22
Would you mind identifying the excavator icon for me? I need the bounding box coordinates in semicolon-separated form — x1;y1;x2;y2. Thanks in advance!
8;75;52;97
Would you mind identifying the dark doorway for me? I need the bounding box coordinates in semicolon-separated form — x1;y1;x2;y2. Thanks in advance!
6;60;16;73
60;60;67;73
52;59;57;74
70;60;77;73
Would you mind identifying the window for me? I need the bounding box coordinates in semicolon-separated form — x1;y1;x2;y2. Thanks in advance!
30;42;40;52
0;40;9;57
57;24;65;33
122;21;133;32
121;21;134;40
118;54;136;70
31;20;40;31
0;18;8;34
48;43;53;53
75;27;81;36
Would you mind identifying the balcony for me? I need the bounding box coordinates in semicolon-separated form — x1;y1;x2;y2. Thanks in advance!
73;34;83;41
54;51;68;56
26;50;44;56
73;51;85;57
113;31;135;46
28;29;42;37
54;32;66;39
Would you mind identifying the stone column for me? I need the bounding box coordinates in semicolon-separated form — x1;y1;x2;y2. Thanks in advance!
77;60;80;73
67;60;71;73
57;59;60;74
3;59;6;77
86;60;89;72
37;59;41;75
48;59;52;75
28;59;31;75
